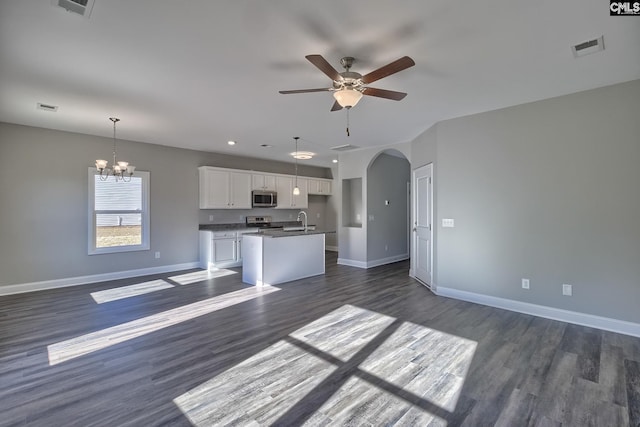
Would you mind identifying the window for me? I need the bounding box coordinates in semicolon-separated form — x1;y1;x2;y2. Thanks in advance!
88;168;150;255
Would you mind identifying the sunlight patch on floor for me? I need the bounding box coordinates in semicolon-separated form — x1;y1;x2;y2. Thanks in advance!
47;285;279;366
90;279;174;304
289;304;396;362
173;304;477;425
169;269;236;285
174;340;337;426
307;375;447;426
359;321;477;413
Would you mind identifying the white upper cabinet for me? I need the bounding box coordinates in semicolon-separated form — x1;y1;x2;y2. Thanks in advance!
308;178;332;195
199;167;251;209
276;176;308;209
199;166;327;209
252;173;277;191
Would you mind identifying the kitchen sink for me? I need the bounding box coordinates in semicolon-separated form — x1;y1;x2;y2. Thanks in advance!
282;226;316;231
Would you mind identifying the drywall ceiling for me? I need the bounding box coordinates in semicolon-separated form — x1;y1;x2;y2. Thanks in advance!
1;0;638;166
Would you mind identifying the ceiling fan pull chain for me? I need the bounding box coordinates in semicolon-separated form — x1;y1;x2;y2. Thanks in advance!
346;108;350;137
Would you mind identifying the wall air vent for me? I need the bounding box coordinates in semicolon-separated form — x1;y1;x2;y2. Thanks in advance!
37;103;59;112
572;36;604;58
52;0;95;18
330;144;360;152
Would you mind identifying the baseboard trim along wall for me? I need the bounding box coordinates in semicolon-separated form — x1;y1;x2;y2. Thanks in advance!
435;286;640;338
337;258;367;268
0;262;201;296
337;254;409;269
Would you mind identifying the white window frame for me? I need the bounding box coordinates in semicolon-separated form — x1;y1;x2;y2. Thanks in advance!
88;168;150;255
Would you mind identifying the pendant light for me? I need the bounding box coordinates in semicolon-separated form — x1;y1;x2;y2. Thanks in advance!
95;117;135;182
293;137;300;195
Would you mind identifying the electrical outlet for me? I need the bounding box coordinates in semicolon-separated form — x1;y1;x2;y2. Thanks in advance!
316;213;320;218
562;284;572;296
385;244;388;251
522;278;530;289
155;251;160;259
209;215;214;221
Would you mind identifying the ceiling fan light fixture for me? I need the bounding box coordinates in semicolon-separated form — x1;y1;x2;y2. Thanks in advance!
333;88;363;108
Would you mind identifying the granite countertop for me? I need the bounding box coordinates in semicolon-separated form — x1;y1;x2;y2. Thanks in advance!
199;222;303;231
243;229;335;238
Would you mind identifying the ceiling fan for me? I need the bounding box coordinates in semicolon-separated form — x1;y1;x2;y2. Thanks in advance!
279;54;415;111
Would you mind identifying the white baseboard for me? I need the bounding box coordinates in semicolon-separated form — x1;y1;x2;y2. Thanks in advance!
338;254;409;269
337;258;367;268
435;286;640;338
366;254;409;268
325;245;338;252
0;262;201;296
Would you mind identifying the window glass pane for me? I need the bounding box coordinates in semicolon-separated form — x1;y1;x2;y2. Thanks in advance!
96;213;142;247
94;176;142;211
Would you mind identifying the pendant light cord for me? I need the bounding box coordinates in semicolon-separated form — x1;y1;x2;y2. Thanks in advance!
111;117;119;166
294;136;299;188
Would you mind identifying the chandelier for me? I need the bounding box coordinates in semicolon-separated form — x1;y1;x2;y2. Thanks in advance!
95;117;135;182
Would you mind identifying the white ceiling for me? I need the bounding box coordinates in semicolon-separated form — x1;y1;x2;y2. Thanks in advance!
1;0;638;167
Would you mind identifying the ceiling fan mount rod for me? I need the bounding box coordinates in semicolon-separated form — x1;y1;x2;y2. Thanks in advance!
340;56;355;70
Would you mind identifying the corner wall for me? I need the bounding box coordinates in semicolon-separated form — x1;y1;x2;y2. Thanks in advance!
413;79;640;324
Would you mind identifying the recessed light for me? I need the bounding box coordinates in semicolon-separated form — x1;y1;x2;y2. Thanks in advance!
332;159;338;163
227;140;236;146
290;151;315;160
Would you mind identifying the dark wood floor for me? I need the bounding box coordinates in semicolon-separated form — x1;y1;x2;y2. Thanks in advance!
1;252;639;426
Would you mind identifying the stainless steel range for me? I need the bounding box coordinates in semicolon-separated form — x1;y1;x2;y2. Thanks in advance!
246;216;282;229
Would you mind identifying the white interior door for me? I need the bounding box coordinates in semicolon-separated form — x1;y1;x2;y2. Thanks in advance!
413;164;433;288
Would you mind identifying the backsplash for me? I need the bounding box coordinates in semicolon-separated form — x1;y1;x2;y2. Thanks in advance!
198;196;330;227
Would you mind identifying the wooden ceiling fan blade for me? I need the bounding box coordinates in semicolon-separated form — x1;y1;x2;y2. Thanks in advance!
330;100;343;111
362;87;407;101
305;54;341;81
279;88;332;94
361;56;415;84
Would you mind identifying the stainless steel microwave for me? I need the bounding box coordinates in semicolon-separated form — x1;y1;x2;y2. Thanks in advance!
252;191;277;207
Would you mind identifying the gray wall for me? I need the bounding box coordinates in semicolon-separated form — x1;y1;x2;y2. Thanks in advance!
413;79;640;323
367;153;410;262
0;122;332;287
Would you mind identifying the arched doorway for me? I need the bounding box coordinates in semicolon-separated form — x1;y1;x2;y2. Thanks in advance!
365;149;411;267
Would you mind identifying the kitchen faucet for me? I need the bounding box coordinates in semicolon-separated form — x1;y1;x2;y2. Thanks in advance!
297;210;308;231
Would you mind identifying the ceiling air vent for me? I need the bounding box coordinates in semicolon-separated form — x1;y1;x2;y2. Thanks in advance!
330;144;360;152
52;0;95;18
572;36;604;58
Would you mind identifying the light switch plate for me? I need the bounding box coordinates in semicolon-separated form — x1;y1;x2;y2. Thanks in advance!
442;218;455;228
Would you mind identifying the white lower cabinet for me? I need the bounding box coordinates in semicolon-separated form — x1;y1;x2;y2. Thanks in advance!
212;233;236;265
200;230;256;269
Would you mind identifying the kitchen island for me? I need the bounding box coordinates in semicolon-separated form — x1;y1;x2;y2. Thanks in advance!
242;229;331;286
